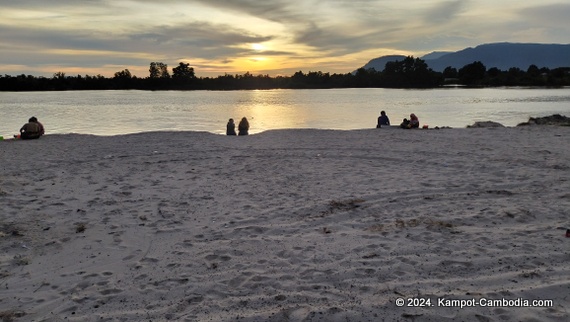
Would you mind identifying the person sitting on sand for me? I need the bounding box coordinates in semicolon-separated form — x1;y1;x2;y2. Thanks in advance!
238;117;249;136
226;118;237;136
19;116;45;140
409;113;419;128
401;114;419;129
376;111;390;128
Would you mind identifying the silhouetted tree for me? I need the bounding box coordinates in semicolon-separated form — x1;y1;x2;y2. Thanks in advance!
443;66;458;78
172;62;195;80
526;65;540;77
3;60;570;91
487;67;501;78
547;67;570;86
354;68;376;87
53;72;66;79
112;69;134;89
51;71;69;90
114;69;132;79
458;61;486;85
382;56;436;87
290;71;308;88
506;67;524;85
149;62;170;79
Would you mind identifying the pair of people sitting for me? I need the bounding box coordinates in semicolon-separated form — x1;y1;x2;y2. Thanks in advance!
226;117;249;136
400;113;420;129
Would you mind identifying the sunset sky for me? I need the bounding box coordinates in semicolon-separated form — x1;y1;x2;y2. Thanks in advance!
1;0;569;78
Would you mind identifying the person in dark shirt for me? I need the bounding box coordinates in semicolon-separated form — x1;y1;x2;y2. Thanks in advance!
376;111;390;128
226;118;237;135
19;116;44;140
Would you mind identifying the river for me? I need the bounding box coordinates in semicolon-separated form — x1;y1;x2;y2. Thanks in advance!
1;87;569;137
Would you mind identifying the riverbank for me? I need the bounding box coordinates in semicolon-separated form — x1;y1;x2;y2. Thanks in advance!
1;127;569;321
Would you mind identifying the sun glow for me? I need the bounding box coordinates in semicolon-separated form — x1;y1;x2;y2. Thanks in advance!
251;43;265;51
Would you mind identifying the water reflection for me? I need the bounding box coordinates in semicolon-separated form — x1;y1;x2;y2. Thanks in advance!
243;90;314;133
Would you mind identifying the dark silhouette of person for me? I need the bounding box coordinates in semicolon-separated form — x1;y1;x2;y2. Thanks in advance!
377;111;390;128
19;116;45;140
238;117;249;136
226;118;237;135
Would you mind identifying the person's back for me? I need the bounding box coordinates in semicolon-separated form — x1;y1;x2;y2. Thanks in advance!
37;121;45;135
238;117;249;136
226;119;237;135
20;117;43;139
409;113;419;128
377;111;390;128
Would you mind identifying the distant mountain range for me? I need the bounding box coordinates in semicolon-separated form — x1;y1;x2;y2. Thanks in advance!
359;43;570;72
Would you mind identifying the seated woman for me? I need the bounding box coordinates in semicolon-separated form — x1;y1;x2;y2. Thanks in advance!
19;116;45;140
238;117;249;136
409;113;420;128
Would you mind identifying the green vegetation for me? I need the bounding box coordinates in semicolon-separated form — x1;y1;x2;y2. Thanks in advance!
1;58;569;91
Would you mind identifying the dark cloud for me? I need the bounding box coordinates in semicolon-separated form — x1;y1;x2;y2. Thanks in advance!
173;0;307;24
422;0;467;24
291;23;383;55
518;3;570;27
0;25;113;51
127;22;277;59
0;0;106;9
1;20;278;65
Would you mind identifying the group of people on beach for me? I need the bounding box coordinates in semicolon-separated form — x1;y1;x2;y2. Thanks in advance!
14;116;249;139
225;111;419;136
13;112;420;140
226;117;249;136
376;111;421;129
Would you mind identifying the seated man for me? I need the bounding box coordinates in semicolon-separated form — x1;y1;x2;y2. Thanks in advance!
376;111;390;128
19;116;45;140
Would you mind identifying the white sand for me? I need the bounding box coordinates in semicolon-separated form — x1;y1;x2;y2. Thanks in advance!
0;127;569;321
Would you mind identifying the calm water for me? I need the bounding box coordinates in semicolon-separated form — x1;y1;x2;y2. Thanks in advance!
1;88;569;137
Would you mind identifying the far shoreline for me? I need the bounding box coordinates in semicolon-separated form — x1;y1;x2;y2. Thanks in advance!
2;85;570;93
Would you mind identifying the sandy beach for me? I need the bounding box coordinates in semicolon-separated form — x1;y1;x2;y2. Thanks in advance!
1;126;569;321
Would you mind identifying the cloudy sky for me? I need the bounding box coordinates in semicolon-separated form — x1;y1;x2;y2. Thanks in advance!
1;0;569;78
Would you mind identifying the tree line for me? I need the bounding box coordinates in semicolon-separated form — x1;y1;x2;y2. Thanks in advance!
1;58;569;91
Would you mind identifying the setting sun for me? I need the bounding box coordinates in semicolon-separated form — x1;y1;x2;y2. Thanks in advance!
251;43;265;51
